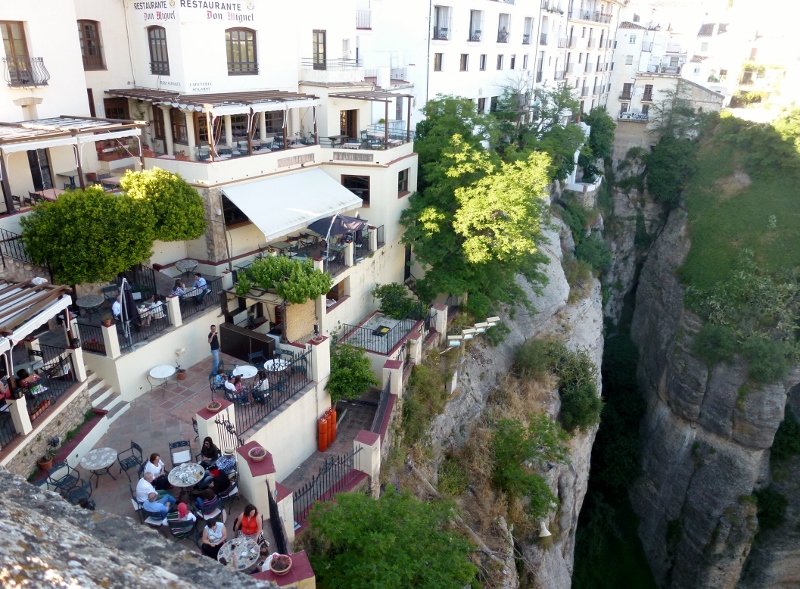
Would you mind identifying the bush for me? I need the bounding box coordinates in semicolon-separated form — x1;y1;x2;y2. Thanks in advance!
693;324;738;367
372;283;421;319
438;455;468;496
401;354;448;446
645;135;697;208
575;235;612;275
563;255;594;303
742;337;792;384
755;486;787;532
513;338;552;380
771;408;800;462
326;345;379;404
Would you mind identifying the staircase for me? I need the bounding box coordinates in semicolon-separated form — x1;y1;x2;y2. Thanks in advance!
87;372;130;424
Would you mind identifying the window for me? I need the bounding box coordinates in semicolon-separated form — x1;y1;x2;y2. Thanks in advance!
701;42;708;52
625;55;633;65
643;84;653;100
343;175;370;206
77;20;104;70
490;96;498;112
497;54;504;70
226;28;257;75
398;168;409;195
629;34;636;44
694;67;700;75
170;107;187;144
147;26;169;75
27;149;53;192
230;114;251;141
460;53;468;71
510;55;516;70
264;110;284;133
433;6;450;40
641;104;649;115
469;10;483;42
195;114;222;144
582;27;586;38
477;97;486;112
1;21;30;85
621;82;632;99
152;107;165;140
313;30;326;70
620;102;629;113
434;53;443;71
103;98;129;120
479;54;487;70
523;54;529;69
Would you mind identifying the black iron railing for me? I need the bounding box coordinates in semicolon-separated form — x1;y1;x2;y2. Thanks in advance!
370;376;392;434
0;410;17;449
356;228;373;259
3;57;50;87
356;9;371;29
433;27;449;41
117;264;158;303
77;322;106;355
214;414;244;450
540;34;548;45
235;350;313;433
376;225;385;248
27;345;77;421
293;446;362;525
0;228;37;266
469;31;482;42
340;303;423;355
497;30;509;43
522;33;531;44
180;276;223;321
324;254;346;278
117;304;170;351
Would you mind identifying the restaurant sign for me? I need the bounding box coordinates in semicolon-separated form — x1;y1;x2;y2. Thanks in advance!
132;0;256;23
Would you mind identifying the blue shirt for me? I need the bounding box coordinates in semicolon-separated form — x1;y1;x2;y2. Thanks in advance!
194;276;207;291
143;498;169;515
216;455;236;476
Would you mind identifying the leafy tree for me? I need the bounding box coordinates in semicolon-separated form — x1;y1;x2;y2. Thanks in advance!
120;168;206;241
648;79;705;139
582;107;616;161
305;489;478;589
239;255;332;304
20;187;155;284
372;283;420;319
644;134;697;208
326;344;379;403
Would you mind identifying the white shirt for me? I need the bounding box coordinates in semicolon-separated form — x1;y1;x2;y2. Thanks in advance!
143;458;165;479
150;301;165;318
224;381;236;392
135;477;156;503
111;300;122;318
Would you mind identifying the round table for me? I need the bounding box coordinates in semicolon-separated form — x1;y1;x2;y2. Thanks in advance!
80;447;117;488
175;259;199;278
76;294;105;318
264;359;290;372
218;536;260;572
232;365;259;379
168;462;205;488
149;365;176;380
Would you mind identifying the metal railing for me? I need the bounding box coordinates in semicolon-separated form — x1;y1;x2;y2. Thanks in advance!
642;93;654;102
27;345;77;422
376;225;385;248
618;111;649;122
585;63;594;73
571;11;612;23
117;304;171;351
581;87;590;97
323;254;346;278
340;303;424;355
391;67;407;80
77;322;106;355
536;70;543;83
293;446;362;525
558;37;567;48
469;31;482;42
497;30;509;43
433;27;449;41
3;57;50;87
179;276;223;321
522;33;530;44
0;228;37;265
356;9;371;29
300;58;362;71
587;38;596;49
619;92;632;100
642;42;653;52
371;376;392;434
0;410;17;449
554;70;565;80
568;37;578;48
540;34;548;46
356;228;373;258
234;349;313;433
566;63;574;73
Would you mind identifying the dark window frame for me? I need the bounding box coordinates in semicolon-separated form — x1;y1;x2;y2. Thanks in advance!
103;97;129;120
433;53;443;71
78;20;105;70
221;195;250;226
398;168;409;196
479;54;487;71
170;107;188;144
147;26;170;76
225;28;258;75
460;53;468;71
342;175;371;206
152;107;165;140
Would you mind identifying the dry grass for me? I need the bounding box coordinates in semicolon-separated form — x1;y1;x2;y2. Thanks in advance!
487;374;556;425
714;168;751;200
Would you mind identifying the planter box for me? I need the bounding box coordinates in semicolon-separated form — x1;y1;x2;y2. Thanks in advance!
175;154;191;161
29;399;51;421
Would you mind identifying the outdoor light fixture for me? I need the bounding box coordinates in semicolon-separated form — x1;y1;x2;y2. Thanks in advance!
474;322;488;333
461;328;476;340
448;334;463;347
486;316;500;324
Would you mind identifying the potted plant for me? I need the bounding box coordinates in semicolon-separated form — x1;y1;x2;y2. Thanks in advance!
248;446;267;462
37;444;57;471
206;401;222;413
175;150;190;161
101;314;113;327
269;554;292;575
175;349;187;380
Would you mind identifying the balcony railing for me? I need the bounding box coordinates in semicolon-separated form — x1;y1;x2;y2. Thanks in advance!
77;322;106;356
642;65;682;75
301;58;362;71
469;30;482;42
540;34;548;45
585;63;594;73
641;93;653;102
568;37;577;48
433;27;449;40
356;9;371;29
497;30;509;43
618;111;649;123
554;70;565;80
566;63;574;74
28;345;78;420
571;11;612;24
619;92;632;100
3;57;50;87
178;276;223;322
587;38;596;49
558;37;567;48
522;33;530;44
536;70;543;82
376;225;385;248
580;87;589;96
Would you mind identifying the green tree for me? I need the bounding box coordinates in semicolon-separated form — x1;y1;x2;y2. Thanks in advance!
649;79;705;139
326;344;379;403
306;490;478;589
644;134;697;208
20;187;155;284
582;107;616;161
120;168;206;242
372;283;420;319
239;255;332;304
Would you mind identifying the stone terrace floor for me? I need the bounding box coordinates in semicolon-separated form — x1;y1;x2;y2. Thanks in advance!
77;350;378;552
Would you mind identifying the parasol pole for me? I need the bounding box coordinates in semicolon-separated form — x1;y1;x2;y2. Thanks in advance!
325;213;338;266
121;278;130;343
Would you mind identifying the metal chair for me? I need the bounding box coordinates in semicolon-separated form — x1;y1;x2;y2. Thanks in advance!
167;511;199;545
194;495;225;524
102;285;120;305
47;461;81;496
169;440;192;467
247;351;267;370
218;481;240;514
64;480;92;506
192;417;199;442
117;441;144;482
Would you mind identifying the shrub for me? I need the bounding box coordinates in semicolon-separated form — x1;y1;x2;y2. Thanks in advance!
693;324;738;367
563;255;594;303
755;486;787;532
326;345;379;404
575;235;612;275
513;338;552;380
771;408;800;462
401;354;448;446
438;455;468;496
242;255;332;304
645;135;697;208
742;337;792;384
372;283;421;319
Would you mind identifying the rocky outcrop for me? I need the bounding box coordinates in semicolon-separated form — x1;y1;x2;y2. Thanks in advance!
630;208;799;588
428;218;604;589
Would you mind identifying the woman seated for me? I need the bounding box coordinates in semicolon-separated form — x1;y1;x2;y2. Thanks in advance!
201;516;227;559
233;504;263;541
141;294;166;326
198;436;220;467
224;376;248;404
171;280;186;297
175;502;196;523
143;452;171;490
16;369;38;389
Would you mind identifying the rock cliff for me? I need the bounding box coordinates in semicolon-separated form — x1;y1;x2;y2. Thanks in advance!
629;208;800;588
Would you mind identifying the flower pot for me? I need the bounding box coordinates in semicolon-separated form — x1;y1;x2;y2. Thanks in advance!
175;154;190;161
177;370;187;381
248;447;267;462
102;319;112;327
269;554;292;576
206;402;222;413
37;457;53;471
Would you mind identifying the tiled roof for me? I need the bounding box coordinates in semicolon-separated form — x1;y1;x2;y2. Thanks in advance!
620;21;646;30
718;23;729;34
691;55;708;63
698;23;715;37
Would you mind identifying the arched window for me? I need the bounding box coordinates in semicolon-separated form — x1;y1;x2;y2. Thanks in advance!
147;26;169;75
77;20;104;70
226;28;257;75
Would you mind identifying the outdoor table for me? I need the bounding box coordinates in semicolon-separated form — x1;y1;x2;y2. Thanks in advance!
80;447;118;488
34;188;65;202
264;359;289;372
168;462;205;488
232;365;258;379
148;365;176;396
218;536;260;572
175;258;199;279
100;176;122;190
76;294;105;318
327;134;347;146
56;170;80;188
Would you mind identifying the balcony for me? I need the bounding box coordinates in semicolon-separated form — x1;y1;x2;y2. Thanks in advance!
571;11;612;24
580;87;589;97
469;30;482;42
568;37;577;48
540;34;548;46
557;37;567;48
566;63;574;74
536;70;543;83
641;93;653;102
497;30;509;43
619;91;632;100
587;38;596;49
585;63;594;73
3;57;50;87
433;27;449;41
641;65;682;76
356;9;371;29
618;111;648;123
300;58;363;84
554;70;565;80
522;33;531;44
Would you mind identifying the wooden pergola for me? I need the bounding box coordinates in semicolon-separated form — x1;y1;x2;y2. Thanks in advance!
328;90;415;145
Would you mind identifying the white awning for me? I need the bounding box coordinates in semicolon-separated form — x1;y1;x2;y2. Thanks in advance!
221;168;363;243
0;285;72;356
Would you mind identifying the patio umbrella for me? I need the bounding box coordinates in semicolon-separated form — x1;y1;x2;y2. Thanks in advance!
307;214;368;238
120;278;141;343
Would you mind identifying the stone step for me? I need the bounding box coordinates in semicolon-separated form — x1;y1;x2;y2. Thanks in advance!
96;390;124;414
105;400;130;425
89;384;114;407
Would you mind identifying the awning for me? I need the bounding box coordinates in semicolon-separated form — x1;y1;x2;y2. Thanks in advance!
221;169;364;243
0;280;73;355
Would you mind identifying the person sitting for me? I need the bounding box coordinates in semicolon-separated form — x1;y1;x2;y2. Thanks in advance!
193;273;208;304
201;516;227;559
141;294;165;326
176;502;196;523
224;376;248;404
215;448;237;477
171;280;186;297
111;295;122;322
210;469;231;496
143;491;177;520
233;375;246;394
190;485;217;509
16;369;39;389
143;453;171;490
233;504;263;540
136;472;176;504
199;436;220;467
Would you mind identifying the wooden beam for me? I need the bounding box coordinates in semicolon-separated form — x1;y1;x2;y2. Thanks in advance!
0;291;70;334
0;150;15;214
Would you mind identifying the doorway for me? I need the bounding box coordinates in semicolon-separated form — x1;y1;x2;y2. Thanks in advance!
27;149;53;191
404;245;412;281
312;30;326;70
340;109;358;139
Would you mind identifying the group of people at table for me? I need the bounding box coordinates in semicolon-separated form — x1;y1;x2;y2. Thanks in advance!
134;437;267;564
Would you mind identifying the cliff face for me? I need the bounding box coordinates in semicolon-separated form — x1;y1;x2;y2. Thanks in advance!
629;208;800;588
429;217;604;589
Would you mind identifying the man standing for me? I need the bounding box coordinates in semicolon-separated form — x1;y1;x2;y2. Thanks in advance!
193;272;208;304
208;324;220;376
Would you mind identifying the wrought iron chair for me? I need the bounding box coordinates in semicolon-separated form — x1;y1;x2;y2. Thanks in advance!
167;511;199;545
47;461;81;496
64;480;92;506
218;480;240;514
192;417;199;442
117;441;144;482
194;495;225;524
247;351;267;370
169;440;192;468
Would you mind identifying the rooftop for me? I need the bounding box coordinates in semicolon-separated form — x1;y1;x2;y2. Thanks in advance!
106;88;319;114
0;116;143;147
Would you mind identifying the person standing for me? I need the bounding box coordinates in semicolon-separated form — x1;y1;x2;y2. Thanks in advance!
208;324;220;376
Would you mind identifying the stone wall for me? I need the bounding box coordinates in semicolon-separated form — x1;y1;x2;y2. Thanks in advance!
0;256;50;283
286;298;315;343
4;386;91;478
203;188;231;264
